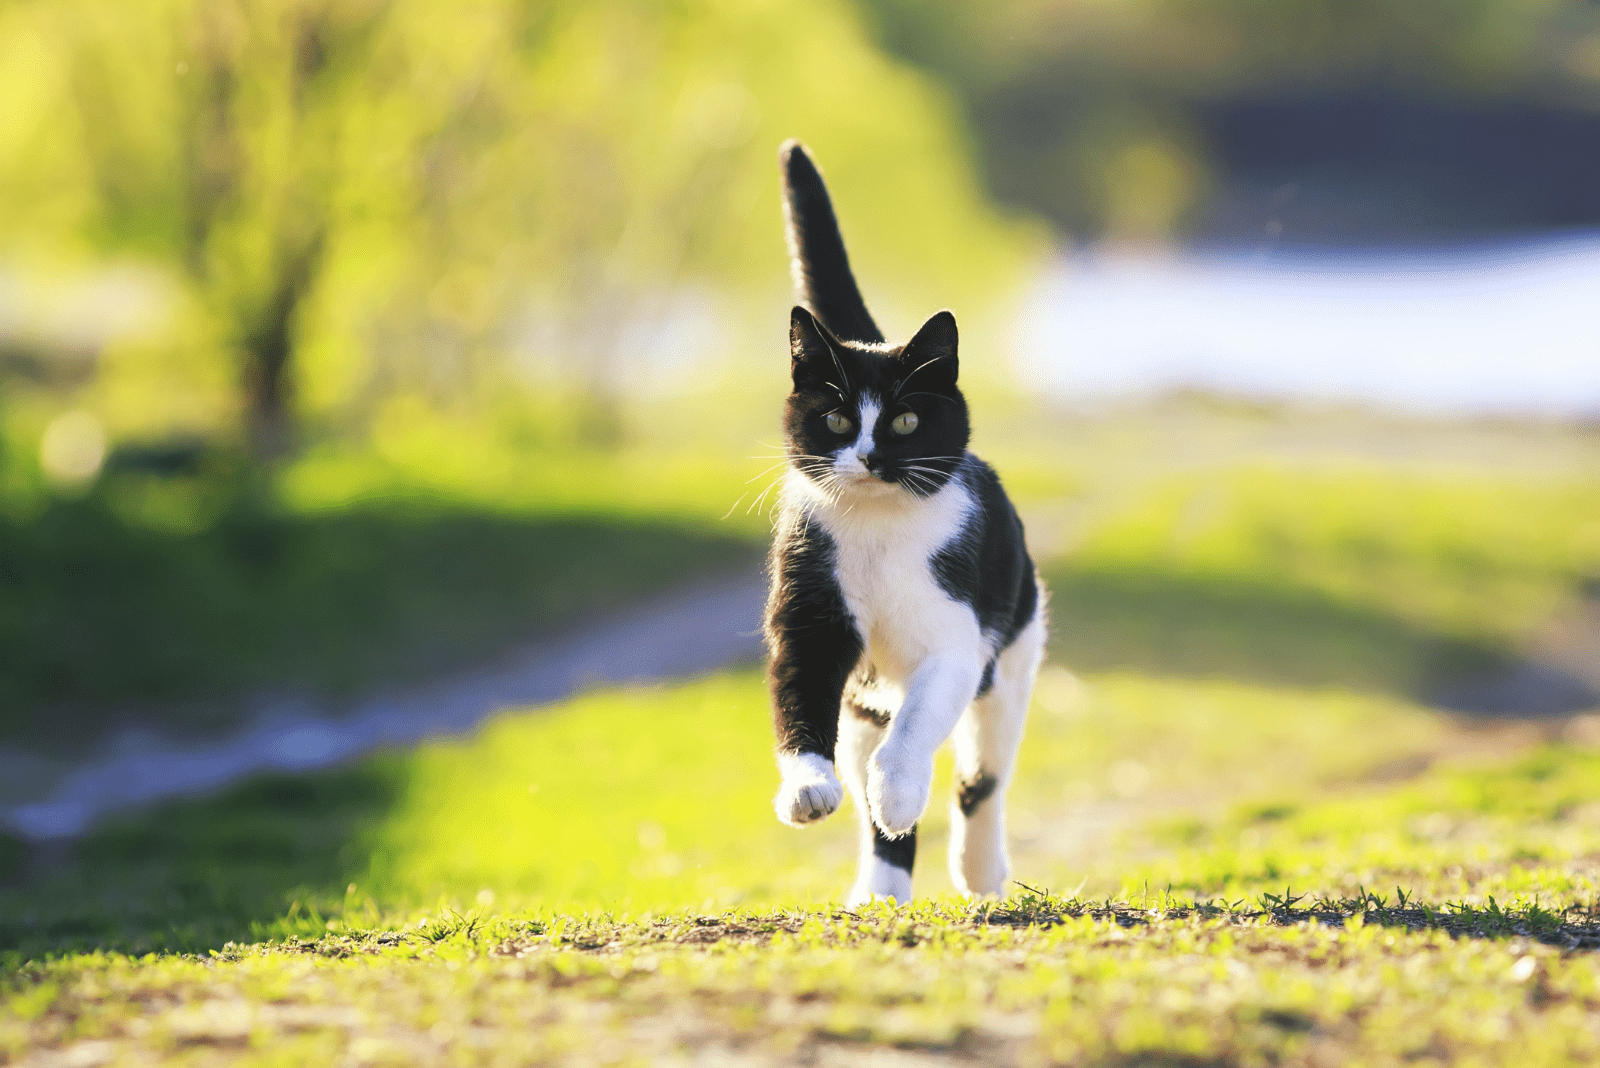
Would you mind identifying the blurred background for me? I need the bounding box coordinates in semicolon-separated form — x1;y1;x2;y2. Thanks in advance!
2;0;1600;939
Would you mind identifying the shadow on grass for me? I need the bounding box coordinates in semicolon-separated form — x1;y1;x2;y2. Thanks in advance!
0;485;760;751
0;763;405;963
1043;564;1598;717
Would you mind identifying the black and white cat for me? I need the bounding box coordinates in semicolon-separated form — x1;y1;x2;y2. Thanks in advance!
764;141;1046;905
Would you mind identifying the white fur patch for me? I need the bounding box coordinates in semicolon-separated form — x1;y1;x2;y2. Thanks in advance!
789;463;980;682
773;750;843;827
847;856;913;907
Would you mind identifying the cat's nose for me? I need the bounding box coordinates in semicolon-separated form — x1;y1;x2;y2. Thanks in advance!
862;454;888;479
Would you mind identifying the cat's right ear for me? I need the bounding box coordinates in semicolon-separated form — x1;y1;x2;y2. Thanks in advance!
790;306;841;390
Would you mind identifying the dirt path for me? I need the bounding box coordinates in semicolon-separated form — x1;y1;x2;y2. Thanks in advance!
1;570;768;841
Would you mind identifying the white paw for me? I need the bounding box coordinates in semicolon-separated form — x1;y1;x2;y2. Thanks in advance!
847;884;909;908
867;747;932;838
955;853;1010;898
773;751;843;827
847;858;914;907
951;804;1010;897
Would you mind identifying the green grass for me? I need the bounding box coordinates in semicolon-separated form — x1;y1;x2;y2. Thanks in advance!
7;664;1600;1064
0;674;835;960
1042;467;1600;700
5;426;1600;1064
0;472;759;751
10;417;1598;754
11;897;1600;1066
1061;468;1600;642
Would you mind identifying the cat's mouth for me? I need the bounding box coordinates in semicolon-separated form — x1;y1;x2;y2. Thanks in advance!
838;467;907;494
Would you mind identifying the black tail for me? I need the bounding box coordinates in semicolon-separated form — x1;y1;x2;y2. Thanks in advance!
779;140;884;344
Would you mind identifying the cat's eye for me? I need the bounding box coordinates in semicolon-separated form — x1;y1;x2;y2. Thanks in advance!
891;411;919;435
825;412;852;434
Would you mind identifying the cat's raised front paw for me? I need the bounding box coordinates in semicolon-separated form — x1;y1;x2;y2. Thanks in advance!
867;748;932;838
774;751;843;826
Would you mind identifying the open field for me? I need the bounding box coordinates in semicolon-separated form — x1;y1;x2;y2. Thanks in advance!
9;397;1598;753
4;405;1599;1065
9;665;1600;1065
0;436;768;753
9;0;1600;1060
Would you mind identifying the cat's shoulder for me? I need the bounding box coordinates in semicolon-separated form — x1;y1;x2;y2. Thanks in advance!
950;452;1019;514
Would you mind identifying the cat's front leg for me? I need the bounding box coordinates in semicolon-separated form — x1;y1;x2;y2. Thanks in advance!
765;524;863;827
867;652;984;836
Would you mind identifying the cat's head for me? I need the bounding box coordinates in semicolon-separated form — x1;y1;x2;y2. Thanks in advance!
784;305;969;500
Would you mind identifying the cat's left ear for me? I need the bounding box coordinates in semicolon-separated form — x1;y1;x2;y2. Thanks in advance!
898;310;958;387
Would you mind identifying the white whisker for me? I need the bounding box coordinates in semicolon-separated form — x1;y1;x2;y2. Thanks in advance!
745;460;795;483
819;334;851;395
893;357;948;398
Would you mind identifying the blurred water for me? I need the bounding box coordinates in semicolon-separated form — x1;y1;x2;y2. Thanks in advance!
1014;232;1600;415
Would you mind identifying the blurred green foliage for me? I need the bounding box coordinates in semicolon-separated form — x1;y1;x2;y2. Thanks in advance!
0;0;1040;459
0;384;765;744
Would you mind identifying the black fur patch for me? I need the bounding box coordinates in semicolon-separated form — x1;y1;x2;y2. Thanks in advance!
957;771;999;817
871;822;917;873
779;140;970;513
976;658;996;698
764;513;862;758
787;308;968;500
844;662;899;725
847;698;890;728
931;459;1040;669
780;142;883;345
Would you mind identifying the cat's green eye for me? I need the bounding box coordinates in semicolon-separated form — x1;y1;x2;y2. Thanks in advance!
891;411;919;435
825;412;852;434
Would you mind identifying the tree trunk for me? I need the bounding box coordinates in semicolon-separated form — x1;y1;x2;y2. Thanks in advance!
241;238;322;461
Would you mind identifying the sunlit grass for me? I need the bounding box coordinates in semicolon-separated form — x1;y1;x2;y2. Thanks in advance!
5;415;1600;1062
1038;466;1600;712
8;663;1600;1064
1060;465;1600;645
10;398;1599;753
362;673;853;913
0;666;1497;954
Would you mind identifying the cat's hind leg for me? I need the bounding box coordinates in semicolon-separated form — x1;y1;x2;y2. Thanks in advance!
949;613;1046;897
838;699;914;905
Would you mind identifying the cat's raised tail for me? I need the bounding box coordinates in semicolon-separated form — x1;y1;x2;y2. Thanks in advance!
779;140;884;345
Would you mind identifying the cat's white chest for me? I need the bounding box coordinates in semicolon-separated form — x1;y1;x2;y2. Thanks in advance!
795;471;981;685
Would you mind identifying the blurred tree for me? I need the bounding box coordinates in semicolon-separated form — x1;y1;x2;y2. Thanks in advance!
4;0;383;456
0;0;1036;460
